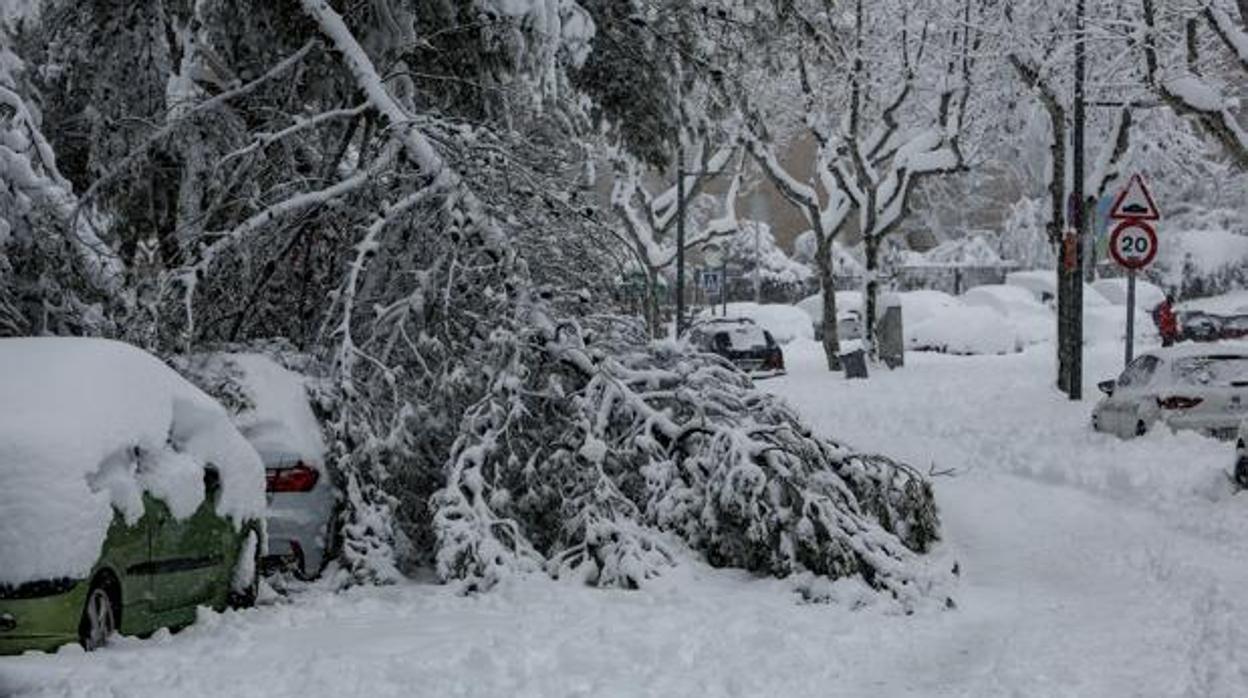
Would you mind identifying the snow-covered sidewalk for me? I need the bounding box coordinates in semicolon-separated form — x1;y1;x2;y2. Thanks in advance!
3;340;1247;697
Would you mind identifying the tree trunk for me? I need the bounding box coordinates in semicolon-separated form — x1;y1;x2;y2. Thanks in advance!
646;267;661;339
863;236;880;357
816;236;843;371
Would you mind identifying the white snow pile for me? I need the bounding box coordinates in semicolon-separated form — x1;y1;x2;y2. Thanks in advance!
0;338;265;587
181;353;327;470
701;302;814;344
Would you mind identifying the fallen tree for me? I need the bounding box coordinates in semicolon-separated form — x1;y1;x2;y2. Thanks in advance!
432;313;946;608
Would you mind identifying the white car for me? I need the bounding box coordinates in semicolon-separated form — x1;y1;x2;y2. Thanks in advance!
1092;344;1248;440
1235;420;1248;488
185;353;337;579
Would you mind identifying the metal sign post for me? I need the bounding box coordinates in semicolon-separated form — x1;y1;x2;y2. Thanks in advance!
1125;269;1136;365
1108;173;1161;368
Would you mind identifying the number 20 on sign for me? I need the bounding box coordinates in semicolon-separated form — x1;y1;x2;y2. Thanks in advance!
1108;220;1157;270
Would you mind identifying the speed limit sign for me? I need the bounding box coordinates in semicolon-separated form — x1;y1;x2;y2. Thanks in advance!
1109;220;1158;270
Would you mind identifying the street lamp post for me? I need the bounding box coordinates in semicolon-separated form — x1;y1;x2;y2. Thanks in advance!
674;163;726;338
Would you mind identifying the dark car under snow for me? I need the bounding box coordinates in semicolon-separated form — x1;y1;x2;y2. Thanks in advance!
689;318;786;377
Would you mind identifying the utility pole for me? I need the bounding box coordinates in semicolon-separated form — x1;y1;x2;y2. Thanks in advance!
675;152;687;338
1069;0;1086;400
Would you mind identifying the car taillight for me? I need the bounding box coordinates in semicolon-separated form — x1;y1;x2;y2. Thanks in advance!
266;463;320;493
1157;396;1204;410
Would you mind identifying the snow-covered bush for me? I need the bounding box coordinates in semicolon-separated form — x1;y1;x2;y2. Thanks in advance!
431;313;944;606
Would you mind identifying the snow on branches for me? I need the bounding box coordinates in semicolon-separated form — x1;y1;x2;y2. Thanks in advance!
432;313;946;608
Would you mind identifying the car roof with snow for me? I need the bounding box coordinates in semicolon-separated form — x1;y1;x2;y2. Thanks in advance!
184;353;328;471
1141;342;1248;361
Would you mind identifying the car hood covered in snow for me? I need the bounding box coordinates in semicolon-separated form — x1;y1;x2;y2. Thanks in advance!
0;338;265;587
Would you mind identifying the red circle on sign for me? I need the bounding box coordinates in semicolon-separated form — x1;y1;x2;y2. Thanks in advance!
1109;220;1158;270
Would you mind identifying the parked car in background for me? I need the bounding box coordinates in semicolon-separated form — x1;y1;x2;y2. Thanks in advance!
1222;315;1248;340
1178;311;1224;343
1092;344;1248;440
1235;419;1248;488
1091;278;1166;311
689;318;786;376
0;339;265;655
184;353;337;580
796;291;864;342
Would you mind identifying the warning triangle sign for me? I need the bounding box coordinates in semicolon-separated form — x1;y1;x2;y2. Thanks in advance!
1109;174;1161;221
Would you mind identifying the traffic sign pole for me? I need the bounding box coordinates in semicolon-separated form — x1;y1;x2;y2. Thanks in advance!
1125;269;1136;366
1107;173;1161;370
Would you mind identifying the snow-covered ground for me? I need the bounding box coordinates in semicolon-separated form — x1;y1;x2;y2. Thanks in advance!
4;339;1248;697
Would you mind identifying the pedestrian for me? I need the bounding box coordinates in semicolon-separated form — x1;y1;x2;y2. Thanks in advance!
1153;294;1178;346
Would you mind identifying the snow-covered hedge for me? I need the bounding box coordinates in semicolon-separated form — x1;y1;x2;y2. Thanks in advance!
430;315;944;607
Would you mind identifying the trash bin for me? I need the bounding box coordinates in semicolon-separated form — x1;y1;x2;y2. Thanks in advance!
841;349;868;380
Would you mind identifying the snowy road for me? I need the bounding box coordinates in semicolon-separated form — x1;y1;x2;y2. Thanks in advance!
3;341;1247;697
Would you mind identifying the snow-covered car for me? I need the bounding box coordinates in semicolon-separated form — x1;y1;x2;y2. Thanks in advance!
689;318;785;376
186;353;336;580
907;302;1017;355
888;290;1017;355
0;338;265;655
1091;278;1166;311
1005;270;1113;308
1235;419;1248;488
796;291;864;341
1178;311;1223;343
1091;344;1248;440
704;302;815;344
960;284;1051;347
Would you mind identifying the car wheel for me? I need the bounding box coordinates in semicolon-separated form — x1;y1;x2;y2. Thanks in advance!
78;576;119;651
1235;456;1248;490
1136;420;1148;437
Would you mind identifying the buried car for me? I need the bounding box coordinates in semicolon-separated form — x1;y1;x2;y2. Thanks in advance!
689;318;786;376
183;353;336;580
1091;344;1248;440
0;338;265;655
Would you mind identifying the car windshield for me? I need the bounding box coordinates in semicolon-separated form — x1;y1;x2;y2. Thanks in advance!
718;325;770;350
1171;356;1248;386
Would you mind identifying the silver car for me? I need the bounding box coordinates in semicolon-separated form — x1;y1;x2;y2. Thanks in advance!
189;352;338;580
255;446;336;579
1092;345;1248;440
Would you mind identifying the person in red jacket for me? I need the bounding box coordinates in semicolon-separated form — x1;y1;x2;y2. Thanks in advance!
1153;295;1179;346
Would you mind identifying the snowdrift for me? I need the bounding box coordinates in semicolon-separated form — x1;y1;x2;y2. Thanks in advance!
0;338;265;587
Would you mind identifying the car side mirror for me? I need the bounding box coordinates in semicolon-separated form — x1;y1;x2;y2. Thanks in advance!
1097;380;1115;397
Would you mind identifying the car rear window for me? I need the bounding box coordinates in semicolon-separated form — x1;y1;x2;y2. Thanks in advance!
1171;356;1248;386
718;326;770;350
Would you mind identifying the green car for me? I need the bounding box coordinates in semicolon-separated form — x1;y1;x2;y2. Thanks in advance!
0;337;268;656
0;472;260;655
